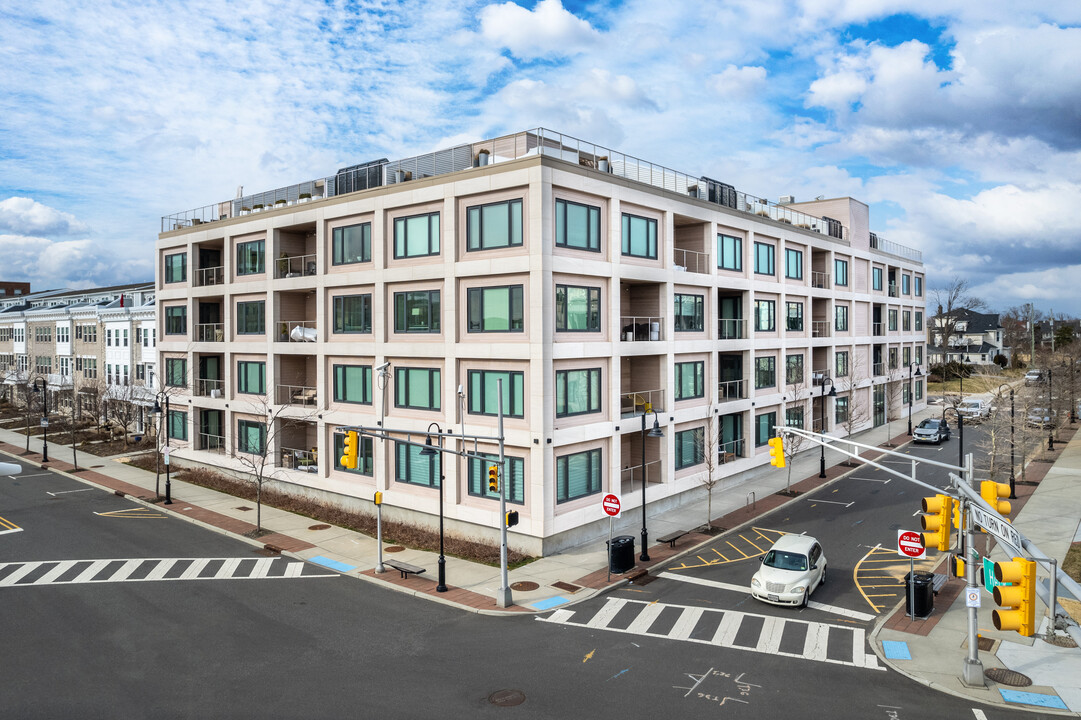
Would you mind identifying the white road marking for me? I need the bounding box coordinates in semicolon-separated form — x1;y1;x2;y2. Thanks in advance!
626;603;665;634
46;488;94;496
586;597;626;628
32;560;80;585
971;710;988;720
805;601;876;622
0;558;335;588
807;498;855;507
669;607;704;640
847;476;891;484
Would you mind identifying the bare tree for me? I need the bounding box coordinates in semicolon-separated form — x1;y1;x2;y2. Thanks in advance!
930;278;987;360
783;372;809;493
882;368;905;446
105;381;143;447
838;366;871;463
698;407;720;534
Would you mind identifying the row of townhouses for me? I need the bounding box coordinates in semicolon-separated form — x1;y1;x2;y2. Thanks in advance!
155;128;928;555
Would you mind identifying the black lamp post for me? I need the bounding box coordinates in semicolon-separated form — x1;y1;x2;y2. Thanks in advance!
997;383;1016;499
1070;358;1076;425
420;422;447;592
957;364;966;468
818;377;836;478
152;394;172;504
33;378;48;462
907;364;921;436
639;407;664;562
1048;368;1055;451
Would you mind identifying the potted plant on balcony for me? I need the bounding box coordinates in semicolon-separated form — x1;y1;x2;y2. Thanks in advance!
476;149;490;167
240;207;251;215
252;203;264;213
299;193;312;203
275;199;287;207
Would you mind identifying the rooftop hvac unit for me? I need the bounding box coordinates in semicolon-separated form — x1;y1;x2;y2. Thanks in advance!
699;176;737;209
822;216;843;239
779;195;795;204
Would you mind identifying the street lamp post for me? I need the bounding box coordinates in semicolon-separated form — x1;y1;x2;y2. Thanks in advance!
907;364;921;436
957;365;965;468
1048;368;1054;451
152;393;172;504
639;406;664;562
420;422;447;592
818;377;837;478
33;378;49;462
997;383;1016;499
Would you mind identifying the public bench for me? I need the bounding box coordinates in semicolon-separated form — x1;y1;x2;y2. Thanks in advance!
384;559;426;580
931;573;948;595
657;529;690;549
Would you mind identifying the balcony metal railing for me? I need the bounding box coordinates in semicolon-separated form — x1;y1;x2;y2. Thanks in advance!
870;232;922;262
888;283;899;298
195;378;224;398
277;384;318;407
811;321;831;338
812;370;828;386
872;322;885;336
674;248;709;274
277;320;318;343
194;266;224;287
811;271;830;289
281;446;318;472
718;378;746;402
620;316;664;342
275;253;318;279
198;432;226;454
620;389;665;418
620;460;662;492
718;318;745;339
873;362;886;376
196;323;224;342
719;438;744;463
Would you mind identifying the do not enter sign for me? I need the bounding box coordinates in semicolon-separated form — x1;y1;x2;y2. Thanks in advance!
897;530;925;558
602;493;621;517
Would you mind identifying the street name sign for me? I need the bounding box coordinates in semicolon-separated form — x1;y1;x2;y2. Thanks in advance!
970;505;1023;556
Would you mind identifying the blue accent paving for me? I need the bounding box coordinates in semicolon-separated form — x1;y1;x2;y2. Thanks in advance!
308;556;356;573
882;641;911;660
999;689;1068;710
530;596;570;611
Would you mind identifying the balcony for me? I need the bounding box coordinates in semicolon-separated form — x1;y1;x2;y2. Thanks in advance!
277;320;318;343
620;389;665;418
620;460;662;494
194;266;224;287
812;369;828;387
718;318;745;340
718;378;746;403
719;437;745;463
196;323;224;343
811;271;830;289
888;283;898;298
811;321;831;338
673;248;709;274
278;383;317;407
620;316;664;342
872;322;884;336
195;378;224;398
873;362;885;376
281;446;318;472
275;253;318;279
198;432;226;454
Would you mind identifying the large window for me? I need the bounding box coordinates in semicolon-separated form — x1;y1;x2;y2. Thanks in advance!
164;253;186;283
395;442;441;487
556;368;601;417
333;432;374;475
914;277;923;297
755;356;776;389
168;410;187;441
165;358;187;387
754;242;775;275
467;285;524;332
834;259;848;287
393;212;440;258
754;300;776;332
556;448;602;503
237;239;265;275
785;354;804;385
755;412;777;447
333;364;373;404
468;369;525;417
786;301;803;331
915;311;923;331
237;420;267;455
675;428;704;470
675;361;704;400
394;290;440;333
902;310;911;332
835;396;849;424
835;351;849;378
915;380;923;400
467;199;523;251
902;275;911;295
165;306;187;335
556;199;601;252
332;222;372;265
237;301;265;335
785;407;804;429
835;305;849;332
332;294;372;334
469;454;524;504
785;248;803;280
888;309;898;331
395;367;440;410
903;346;911;367
621;213;657;259
237;361;265;395
718;234;742;271
872;267;883;291
673;294;704;332
555;285;600;332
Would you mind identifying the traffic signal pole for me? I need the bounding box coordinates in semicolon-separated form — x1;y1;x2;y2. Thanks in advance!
495;379;512;609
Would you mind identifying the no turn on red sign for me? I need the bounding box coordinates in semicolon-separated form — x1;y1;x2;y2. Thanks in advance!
602;493;621;517
897;530;926;559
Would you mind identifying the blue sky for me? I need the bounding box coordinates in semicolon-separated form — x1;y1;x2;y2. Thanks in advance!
1;0;1080;317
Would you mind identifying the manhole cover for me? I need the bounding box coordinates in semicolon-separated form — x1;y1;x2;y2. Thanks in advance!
552;581;580;593
1045;634;1078;648
384;545;405;553
984;668;1032;687
308;524;331;531
235;506;253;512
488;689;526;707
510;581;539;591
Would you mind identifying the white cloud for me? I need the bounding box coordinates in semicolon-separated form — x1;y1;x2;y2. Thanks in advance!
0;197;87;236
709;65;768;99
479;0;600;59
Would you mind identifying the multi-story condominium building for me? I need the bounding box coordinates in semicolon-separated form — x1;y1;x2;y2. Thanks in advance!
0;283;157;431
157;129;926;555
928;309;1008;366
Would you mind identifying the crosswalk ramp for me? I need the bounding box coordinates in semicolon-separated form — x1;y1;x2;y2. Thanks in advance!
0;557;337;588
538;597;883;671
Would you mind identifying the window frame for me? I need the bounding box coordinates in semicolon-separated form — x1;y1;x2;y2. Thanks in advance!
395;441;441;487
393;211;440;259
333;364;373;405
754;299;776;332
755;356;776;389
835;305;849;332
236;300;265;335
556;199;601;252
332;294;373;334
556;448;602;504
164;358;187;387
332;222;372;266
754;242;775;276
872;267;883;291
467;285;524;333
785;354;804;385
755;412;777;447
673;293;705;333
167;409;188;441
718;234;742;271
394;367;441;411
785;301;803;332
237;360;266;395
834;258;849;287
555;367;602;418
675;428;704;470
236;239;265;276
468;453;525;504
555;285;601;333
835;351;849;378
164;252;187;283
164;306;187;335
467;198;523;252
393;290;441;334
621;212;658;259
674;361;705;401
784;248;803;280
333;431;374;475
237;419;267;455
467;369;525;418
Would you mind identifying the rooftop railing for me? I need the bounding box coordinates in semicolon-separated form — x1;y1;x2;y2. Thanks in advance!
870;232;922;262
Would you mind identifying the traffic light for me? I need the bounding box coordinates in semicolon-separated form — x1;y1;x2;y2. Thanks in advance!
505;510;519;528
992;557;1037;636
980;481;1012;519
339;430;359;470
488;465;499;493
950;554;965;579
767;437;785;468
920;494;953;552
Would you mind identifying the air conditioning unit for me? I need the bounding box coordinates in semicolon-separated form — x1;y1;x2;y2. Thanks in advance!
779;195;795;204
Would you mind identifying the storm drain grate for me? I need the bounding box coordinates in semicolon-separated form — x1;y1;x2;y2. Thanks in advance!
977;636;995;651
632;573;658;586
308;524;331;531
510;581;539;591
488;690;525;707
551;581;580;593
384;545;405;553
985;668;1032;687
235;506;253;512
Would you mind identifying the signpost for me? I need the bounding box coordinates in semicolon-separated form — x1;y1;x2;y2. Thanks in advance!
603;494;621;582
971;505;1024;557
898;530;925;618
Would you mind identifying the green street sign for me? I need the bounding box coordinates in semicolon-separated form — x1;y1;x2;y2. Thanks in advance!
983;556;1005;594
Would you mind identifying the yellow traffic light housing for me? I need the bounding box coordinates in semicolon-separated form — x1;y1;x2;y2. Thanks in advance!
920;494;953;552
950;554;965;579
767;437;785;468
488;465;499;493
980;481;1012;519
992;557;1037;637
339;430;359;470
506;510;519;528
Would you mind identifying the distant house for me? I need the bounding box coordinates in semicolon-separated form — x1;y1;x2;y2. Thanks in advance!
1034;318;1080;348
928;309;1008;366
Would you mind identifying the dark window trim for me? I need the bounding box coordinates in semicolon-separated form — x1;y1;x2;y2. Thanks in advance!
393;211;440;259
555;367;602;417
467;285;524;333
466;198;524;252
333;364;373;405
332;222;372;266
555;198;601;252
467;369;525;418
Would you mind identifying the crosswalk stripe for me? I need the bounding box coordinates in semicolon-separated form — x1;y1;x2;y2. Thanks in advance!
803;622;829;662
217;558;243;578
0;557;336;588
712;612;742;646
285;562;304;578
71;559;113;584
108;559;145;581
249;558;275;579
144;559;178;581
669;607;703;640
180;559;212;580
756;616;784;653
586;598;626;628
33;561;80;585
625;603;664;634
0;562;42;586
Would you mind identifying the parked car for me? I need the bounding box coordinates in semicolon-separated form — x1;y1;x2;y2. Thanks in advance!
1026;407;1056;428
957;398;991;421
913;417;951;444
750;534;826;608
1024;369;1046;386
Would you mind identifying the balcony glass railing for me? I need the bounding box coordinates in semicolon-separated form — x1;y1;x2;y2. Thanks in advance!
674;248;709;274
811;321;831;338
718;318;745;339
620;460;662;493
195;378;224;398
620;316;663;342
198;432;226;453
811;271;830;289
194;266;224;287
277;384;317;406
719;438;745;462
196;323;224;342
873;362;886;376
718;378;746;402
277;320;318;343
275;253;318;279
620;389;665;417
872;322;885;336
281;446;318;472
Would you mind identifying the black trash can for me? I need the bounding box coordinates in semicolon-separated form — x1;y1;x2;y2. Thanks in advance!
905;571;934;618
608;535;635;574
